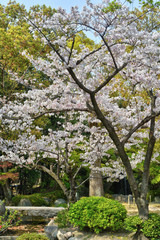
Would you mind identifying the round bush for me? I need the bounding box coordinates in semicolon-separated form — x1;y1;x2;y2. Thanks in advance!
17;233;49;240
68;196;127;233
143;213;160;240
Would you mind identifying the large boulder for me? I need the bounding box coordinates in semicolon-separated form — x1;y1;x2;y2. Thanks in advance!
44;225;58;240
0;200;6;216
18;198;32;206
57;230;73;240
57;230;66;240
54;199;66;207
42;197;51;205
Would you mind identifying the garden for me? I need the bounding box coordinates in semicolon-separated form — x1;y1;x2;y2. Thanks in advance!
0;196;160;239
0;0;160;239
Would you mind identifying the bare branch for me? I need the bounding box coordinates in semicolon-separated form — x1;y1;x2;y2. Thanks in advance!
73;165;82;179
26;17;67;64
68;35;75;65
2;108;91;122
75;177;89;189
2;115;23;121
76;45;104;66
94;62;128;94
33;107;92;119
101;35;118;69
56;142;69;169
122;111;160;145
67;67;93;94
141;92;156;199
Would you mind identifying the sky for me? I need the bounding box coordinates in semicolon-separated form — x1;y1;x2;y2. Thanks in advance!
0;0;138;11
0;0;103;11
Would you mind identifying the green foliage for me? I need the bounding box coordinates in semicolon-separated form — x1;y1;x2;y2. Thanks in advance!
40;190;66;203
149;189;160;200
0;201;22;235
68;196;127;233
124;214;160;240
12;193;49;206
102;0;122;13
124;215;143;232
104;193;113;199
143;213;160;240
55;209;70;228
17;233;49;240
150;162;160;185
12;191;66;206
18;168;41;195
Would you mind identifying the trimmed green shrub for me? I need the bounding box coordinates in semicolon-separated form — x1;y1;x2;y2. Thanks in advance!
143;213;160;240
55;209;70;228
124;213;160;240
124;215;143;232
17;233;49;240
68;196;127;233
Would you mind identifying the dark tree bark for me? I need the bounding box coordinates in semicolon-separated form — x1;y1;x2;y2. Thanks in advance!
2;180;12;204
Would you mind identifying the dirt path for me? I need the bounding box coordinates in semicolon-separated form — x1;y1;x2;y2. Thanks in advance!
72;229;131;240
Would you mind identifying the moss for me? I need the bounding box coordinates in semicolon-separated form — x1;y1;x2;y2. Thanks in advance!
17;233;49;240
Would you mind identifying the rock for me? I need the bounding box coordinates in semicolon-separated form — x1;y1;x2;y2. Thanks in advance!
6;206;65;219
48;219;56;226
18;198;32;206
68;238;79;240
44;225;58;240
64;232;73;239
54;199;66;207
128;194;133;204
0;200;6;216
43;197;51;205
154;196;160;203
57;230;67;240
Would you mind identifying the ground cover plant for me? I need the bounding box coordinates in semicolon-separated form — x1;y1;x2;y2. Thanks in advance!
0;201;21;235
16;233;49;240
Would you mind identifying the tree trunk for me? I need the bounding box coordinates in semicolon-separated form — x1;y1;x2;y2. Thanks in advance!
89;159;104;197
68;177;76;203
131;225;149;240
2;180;12;204
38;165;70;201
136;196;149;220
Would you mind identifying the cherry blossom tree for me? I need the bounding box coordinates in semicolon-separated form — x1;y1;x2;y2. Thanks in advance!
0;0;160;222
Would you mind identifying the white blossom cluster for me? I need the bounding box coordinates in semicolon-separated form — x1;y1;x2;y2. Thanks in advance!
0;0;160;182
